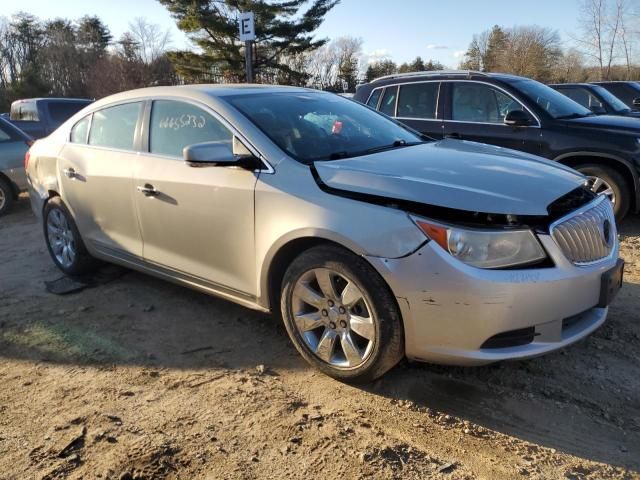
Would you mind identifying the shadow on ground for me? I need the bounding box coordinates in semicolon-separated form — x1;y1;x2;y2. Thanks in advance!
1;196;639;471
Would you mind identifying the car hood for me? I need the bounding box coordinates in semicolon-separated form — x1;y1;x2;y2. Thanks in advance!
565;114;640;132
313;139;585;216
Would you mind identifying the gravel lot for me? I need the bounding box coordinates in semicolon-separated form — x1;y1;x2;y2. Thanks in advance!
0;195;638;480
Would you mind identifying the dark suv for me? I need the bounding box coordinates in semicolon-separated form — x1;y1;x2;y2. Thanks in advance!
592;81;640;111
550;83;640;118
354;71;640;220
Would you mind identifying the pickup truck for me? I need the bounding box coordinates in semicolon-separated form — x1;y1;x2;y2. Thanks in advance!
9;98;93;139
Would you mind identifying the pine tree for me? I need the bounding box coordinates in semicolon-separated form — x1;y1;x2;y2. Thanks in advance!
157;0;339;83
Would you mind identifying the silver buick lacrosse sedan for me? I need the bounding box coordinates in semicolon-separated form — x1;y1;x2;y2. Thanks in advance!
25;85;623;382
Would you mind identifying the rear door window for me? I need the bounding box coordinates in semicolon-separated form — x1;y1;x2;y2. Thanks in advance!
88;102;141;151
397;82;439;119
379;86;398;116
149;100;232;158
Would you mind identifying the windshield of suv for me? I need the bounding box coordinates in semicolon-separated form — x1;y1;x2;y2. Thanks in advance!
225;92;425;163
591;84;631;113
510;78;594;119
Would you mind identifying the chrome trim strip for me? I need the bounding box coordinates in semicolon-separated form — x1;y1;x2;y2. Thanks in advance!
366;79;541;127
91;242;267;311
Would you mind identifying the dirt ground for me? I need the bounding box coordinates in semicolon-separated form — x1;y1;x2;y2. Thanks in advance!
0;195;638;480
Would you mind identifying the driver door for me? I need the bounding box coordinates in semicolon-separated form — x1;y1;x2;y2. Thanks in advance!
442;81;542;155
133;99;259;296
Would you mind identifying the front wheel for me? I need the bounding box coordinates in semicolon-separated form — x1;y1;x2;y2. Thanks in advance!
576;164;630;221
43;196;98;275
280;245;404;383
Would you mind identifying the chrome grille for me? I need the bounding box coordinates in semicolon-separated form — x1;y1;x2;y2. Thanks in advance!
550;196;616;265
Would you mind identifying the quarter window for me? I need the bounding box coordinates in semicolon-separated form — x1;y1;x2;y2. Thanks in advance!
149;100;232;158
452;83;530;124
70;116;90;144
397;82;439;119
88;102;141;150
366;89;382;108
379;86;398;116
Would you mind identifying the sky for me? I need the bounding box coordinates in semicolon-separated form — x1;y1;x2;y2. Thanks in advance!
2;0;583;68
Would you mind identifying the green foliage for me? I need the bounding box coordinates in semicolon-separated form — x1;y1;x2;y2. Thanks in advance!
158;0;339;82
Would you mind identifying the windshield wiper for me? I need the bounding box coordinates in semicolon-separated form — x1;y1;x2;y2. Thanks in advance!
556;112;594;119
325;139;423;161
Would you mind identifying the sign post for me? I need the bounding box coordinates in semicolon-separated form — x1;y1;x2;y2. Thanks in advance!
239;12;256;83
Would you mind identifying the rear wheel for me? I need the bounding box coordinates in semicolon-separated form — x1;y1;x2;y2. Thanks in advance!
0;177;14;216
43;196;98;275
280;245;404;383
576;164;630;221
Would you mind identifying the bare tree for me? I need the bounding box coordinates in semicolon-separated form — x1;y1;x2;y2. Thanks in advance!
576;0;625;80
128;17;171;64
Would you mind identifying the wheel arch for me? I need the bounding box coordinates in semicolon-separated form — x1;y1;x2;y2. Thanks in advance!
0;172;19;200
554;152;639;212
260;223;404;313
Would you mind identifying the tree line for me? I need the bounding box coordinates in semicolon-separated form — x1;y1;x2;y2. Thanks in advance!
459;0;640;82
3;0;640;112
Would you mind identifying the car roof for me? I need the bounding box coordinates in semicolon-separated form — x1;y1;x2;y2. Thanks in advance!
85;84;325;111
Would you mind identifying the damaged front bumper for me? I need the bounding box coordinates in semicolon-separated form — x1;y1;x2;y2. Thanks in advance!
366;234;619;366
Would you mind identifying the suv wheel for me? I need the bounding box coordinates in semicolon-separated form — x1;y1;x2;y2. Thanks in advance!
280;245;404;383
43;197;98;275
576;164;630;221
0;177;14;216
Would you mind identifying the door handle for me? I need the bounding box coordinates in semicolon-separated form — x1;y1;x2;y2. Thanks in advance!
445;133;462;139
63;167;78;179
136;184;158;197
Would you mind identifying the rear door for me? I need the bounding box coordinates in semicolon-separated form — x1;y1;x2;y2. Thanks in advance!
58;102;144;258
132;99;258;296
367;83;444;139
599;83;640;110
394;81;443;139
442;81;543;155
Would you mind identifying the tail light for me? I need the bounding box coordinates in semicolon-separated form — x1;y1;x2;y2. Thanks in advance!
24;139;34;169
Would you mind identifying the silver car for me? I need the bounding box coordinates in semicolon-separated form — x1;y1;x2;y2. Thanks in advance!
0;117;32;215
26;85;623;382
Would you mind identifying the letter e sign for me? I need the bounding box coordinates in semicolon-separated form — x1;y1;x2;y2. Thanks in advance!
239;12;255;41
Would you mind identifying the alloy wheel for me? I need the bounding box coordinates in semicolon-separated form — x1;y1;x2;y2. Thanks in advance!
290;268;376;369
46;208;77;269
587;176;616;205
0;185;6;211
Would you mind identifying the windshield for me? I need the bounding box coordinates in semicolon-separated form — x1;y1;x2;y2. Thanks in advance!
225;92;424;163
510;79;593;119
591;85;631;113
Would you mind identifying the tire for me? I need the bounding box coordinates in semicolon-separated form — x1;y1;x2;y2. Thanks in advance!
43;196;99;275
0;176;14;216
280;244;404;383
575;164;630;221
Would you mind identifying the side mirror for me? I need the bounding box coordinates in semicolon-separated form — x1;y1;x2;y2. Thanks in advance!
183;137;257;168
589;104;607;115
504;110;531;127
633;97;640;107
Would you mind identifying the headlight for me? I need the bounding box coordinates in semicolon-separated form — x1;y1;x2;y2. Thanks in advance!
411;216;547;269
